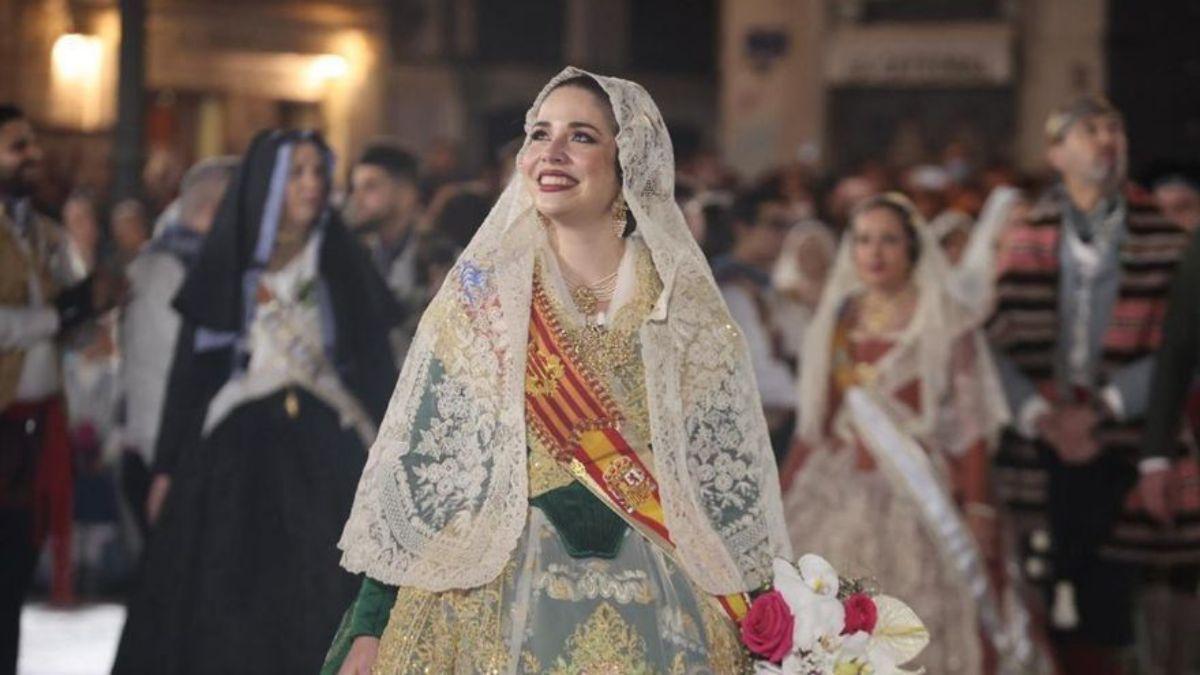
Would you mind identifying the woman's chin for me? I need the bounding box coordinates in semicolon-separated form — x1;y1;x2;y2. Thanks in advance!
534;200;578;221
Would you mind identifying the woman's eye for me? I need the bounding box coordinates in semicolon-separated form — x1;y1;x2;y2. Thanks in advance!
572;132;595;143
529;129;548;141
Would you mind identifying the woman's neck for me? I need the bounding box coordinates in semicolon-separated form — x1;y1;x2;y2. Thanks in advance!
546;215;625;286
268;234;308;272
861;279;916;306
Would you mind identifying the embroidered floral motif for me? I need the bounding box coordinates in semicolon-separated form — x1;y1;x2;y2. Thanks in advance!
526;342;566;396
535;563;655;605
548;603;651;675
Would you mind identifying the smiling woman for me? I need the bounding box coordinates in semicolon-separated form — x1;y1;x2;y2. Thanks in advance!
324;67;791;674
778;193;1025;673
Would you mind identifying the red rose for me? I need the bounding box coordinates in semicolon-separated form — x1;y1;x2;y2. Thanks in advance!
741;590;795;663
842;593;878;635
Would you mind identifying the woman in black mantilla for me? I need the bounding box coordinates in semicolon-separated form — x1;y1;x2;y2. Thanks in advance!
113;130;402;674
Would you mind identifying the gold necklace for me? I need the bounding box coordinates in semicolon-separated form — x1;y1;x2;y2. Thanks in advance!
537;212;624;317
564;267;619;317
545;224;623;317
858;286;916;335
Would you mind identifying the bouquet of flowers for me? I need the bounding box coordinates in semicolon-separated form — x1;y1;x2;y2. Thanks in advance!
740;554;929;674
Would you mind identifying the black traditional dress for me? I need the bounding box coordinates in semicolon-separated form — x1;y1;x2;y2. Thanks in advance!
113;130;401;674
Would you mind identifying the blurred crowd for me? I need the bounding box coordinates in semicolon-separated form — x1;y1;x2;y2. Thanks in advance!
3;91;1200;674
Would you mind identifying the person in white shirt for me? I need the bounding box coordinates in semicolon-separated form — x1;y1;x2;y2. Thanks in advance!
0;104;118;675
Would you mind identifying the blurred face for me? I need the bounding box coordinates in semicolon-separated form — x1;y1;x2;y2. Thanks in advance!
279;141;327;245
735;201;791;267
520;85;620;228
851;206;914;293
828;176;878;229
1048;113;1128;193
0;118;43;197
347;164;417;231
796;236;832;285
1155;182;1200;233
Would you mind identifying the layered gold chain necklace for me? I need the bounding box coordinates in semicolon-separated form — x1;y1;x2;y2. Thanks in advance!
562;265;619;318
543;216;624;320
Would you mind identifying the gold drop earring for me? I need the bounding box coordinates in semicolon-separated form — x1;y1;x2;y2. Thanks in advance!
611;195;628;239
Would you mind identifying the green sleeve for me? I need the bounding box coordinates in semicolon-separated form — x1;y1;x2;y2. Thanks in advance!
320;577;398;675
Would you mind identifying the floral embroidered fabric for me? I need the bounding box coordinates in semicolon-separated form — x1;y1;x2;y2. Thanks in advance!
369;240;747;673
337;67;790;596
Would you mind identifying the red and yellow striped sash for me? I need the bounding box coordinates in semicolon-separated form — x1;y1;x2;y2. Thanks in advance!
525;277;749;622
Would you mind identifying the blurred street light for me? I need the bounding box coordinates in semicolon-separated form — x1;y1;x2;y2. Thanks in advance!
52;34;103;81
310;54;350;84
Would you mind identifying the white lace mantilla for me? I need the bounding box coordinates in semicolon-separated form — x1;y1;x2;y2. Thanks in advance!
337;67;791;594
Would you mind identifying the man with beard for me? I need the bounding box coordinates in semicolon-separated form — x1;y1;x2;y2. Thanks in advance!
344;144;423;309
988;96;1190;674
0;105;117;674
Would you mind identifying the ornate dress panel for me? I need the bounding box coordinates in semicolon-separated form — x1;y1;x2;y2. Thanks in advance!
373;240;746;674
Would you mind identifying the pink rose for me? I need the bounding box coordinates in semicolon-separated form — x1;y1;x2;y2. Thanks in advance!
842;593;878;635
741;590;795;663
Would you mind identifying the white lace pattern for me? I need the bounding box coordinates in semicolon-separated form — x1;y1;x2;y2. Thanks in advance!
337;67;791;594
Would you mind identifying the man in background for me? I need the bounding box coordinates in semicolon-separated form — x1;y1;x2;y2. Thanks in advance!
344;144;424;309
0;104;117;675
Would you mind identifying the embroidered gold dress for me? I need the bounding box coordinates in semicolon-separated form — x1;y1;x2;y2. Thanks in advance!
781;299;993;674
356;238;746;674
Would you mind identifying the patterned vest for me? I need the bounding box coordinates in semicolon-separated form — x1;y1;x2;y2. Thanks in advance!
0;208;62;408
987;186;1188;533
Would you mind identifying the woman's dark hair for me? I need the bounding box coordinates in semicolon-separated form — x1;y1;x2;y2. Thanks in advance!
548;75;636;238
434;191;491;250
552;76;616;132
849;193;922;263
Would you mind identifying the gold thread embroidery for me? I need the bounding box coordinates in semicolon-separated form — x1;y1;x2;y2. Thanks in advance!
548;602;652;675
529;437;575;496
526;342;566;396
602;456;655;513
698;588;753;674
373;566;513;674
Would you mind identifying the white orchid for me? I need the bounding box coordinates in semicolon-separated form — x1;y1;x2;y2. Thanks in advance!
772;557;845;653
797;554;840;597
753;555;930;675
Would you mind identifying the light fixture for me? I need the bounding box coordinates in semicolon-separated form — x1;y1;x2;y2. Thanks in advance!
52;33;103;81
310;54;350;82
